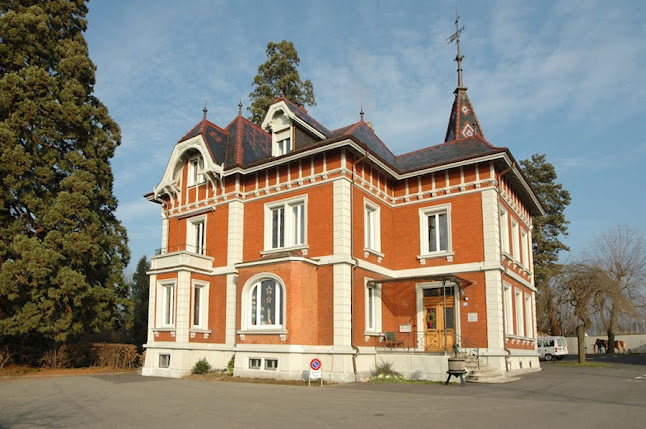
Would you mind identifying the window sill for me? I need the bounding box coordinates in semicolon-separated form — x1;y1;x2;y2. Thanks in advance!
153;328;176;338
363;248;384;261
505;336;536;345
237;329;288;341
417;252;454;264
190;329;212;339
261;245;309;256
364;331;383;341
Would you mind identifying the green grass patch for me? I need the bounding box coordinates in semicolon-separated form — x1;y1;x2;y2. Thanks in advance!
554;361;612;367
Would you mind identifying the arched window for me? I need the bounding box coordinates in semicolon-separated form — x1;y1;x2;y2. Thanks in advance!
248;278;284;328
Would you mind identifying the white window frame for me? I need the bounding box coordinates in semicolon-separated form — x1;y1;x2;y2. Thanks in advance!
241;274;286;332
264;196;307;251
364;280;382;333
158;280;176;328
187;215;206;255
503;283;513;335
272;126;292;157
191;281;209;330
515;288;524;337
524;293;533;338
364;199;381;252
500;207;510;255
276;138;291;156
187;156;205;187
511;219;520;261
419;204;452;257
521;229;529;268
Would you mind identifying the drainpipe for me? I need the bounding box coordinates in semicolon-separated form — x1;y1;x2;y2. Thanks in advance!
498;164;513;373
501;274;511;373
350;148;369;382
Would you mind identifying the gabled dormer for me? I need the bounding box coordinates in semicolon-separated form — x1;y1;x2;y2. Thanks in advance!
151;114;228;203
261;97;330;158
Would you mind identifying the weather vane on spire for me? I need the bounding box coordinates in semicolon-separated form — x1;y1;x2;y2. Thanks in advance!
446;8;466;89
203;101;208;120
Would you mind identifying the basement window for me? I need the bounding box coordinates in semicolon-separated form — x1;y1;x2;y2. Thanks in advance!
249;358;261;369
265;359;278;370
159;354;170;368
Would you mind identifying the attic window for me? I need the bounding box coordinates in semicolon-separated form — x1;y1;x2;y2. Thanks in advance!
272;119;291;157
276;138;291;156
187;157;205;187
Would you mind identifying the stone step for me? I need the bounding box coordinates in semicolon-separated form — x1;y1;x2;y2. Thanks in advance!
467;374;521;384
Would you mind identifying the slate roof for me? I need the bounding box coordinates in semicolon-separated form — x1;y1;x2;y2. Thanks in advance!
177;93;499;175
178;114;271;169
329;121;396;166
279;97;331;137
444;88;485;142
178;119;230;165
223;115;271;167
395;136;502;173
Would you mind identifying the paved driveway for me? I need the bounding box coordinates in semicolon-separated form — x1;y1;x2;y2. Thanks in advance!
1;357;645;428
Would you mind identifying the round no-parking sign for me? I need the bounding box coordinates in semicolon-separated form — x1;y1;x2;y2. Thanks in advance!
310;358;321;371
309;358;322;383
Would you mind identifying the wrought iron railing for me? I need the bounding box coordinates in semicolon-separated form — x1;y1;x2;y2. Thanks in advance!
154;243;214;257
455;333;480;370
376;330;481;369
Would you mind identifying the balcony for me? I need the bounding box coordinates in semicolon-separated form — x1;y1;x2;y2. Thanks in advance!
151;244;214;272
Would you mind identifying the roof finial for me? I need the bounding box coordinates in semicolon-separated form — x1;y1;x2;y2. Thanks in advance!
238;100;243;116
360;105;364;122
446;8;466;90
203;101;208;120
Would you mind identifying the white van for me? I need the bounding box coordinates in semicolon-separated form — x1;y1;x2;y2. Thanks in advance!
537;336;568;361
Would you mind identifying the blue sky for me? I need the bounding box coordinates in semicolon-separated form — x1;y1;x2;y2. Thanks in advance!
84;0;646;270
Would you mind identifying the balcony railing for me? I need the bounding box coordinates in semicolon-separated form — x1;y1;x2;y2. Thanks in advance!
154;243;215;257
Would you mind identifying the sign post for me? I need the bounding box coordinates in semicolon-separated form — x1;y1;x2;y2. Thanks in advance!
308;358;322;386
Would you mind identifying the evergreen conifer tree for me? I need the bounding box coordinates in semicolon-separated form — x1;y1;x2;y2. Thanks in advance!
520;154;571;334
248;40;316;125
130;256;150;350
0;0;130;351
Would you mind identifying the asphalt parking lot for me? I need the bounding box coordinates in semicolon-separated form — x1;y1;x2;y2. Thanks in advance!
1;355;645;428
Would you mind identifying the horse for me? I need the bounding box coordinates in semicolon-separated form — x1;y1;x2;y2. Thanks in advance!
614;340;627;353
593;338;606;353
593;338;627;353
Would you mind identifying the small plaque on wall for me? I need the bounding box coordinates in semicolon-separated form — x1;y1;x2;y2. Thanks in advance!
399;323;411;333
467;313;478;322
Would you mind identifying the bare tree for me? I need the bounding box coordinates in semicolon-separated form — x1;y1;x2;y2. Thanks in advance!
552;263;610;363
588;225;646;353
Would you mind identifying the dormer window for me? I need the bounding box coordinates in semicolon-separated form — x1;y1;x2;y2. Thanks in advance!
268;109;292;157
276;138;291;156
187;156;205;187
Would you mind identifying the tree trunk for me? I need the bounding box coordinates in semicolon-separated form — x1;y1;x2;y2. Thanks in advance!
606;306;617;354
607;331;615;354
577;325;586;363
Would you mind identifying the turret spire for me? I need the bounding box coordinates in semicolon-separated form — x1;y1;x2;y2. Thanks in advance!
443;13;485;142
446;8;466;90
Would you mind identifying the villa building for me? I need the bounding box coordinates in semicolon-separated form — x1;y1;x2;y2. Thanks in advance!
142;41;543;381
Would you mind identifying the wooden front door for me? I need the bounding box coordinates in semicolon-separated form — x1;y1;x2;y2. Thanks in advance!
423;287;456;352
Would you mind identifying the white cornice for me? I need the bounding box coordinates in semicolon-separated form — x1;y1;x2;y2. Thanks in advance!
153;135;223;199
261;101;327;140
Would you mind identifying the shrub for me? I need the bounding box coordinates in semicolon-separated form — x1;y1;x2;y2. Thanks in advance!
90;343;140;369
372;360;401;377
0;346;12;369
38;347;70;368
192;357;212;374
227;354;235;375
